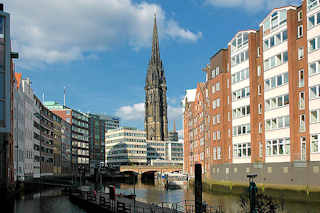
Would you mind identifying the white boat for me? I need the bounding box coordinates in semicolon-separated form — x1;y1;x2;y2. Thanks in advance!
162;172;188;189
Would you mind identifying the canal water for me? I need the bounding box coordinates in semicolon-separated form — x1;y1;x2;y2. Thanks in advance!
12;182;320;213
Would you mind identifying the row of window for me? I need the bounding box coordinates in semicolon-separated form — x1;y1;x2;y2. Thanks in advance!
232;105;250;119
266;138;290;156
231;32;249;52
231;49;249;67
72;119;89;128
265;94;289;111
265;72;289;90
232;123;251;137
265;115;290;131
106;132;146;138
264;51;288;71
263;30;287;50
263;9;287;33
233;143;251;158
232;87;250;102
231;68;249;84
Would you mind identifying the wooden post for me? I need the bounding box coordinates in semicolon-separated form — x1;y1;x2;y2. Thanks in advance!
195;164;202;213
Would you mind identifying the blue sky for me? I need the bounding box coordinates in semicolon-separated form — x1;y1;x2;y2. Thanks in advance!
4;0;300;133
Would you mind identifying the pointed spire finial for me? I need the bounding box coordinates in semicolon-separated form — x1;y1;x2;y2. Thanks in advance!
151;12;160;65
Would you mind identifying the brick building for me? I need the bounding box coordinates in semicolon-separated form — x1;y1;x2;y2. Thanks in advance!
184;1;320;185
45;102;90;175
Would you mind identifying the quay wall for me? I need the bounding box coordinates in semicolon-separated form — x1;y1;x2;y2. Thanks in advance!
208;162;320;186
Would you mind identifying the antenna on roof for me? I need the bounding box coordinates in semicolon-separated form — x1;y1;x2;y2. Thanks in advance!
64;86;66;106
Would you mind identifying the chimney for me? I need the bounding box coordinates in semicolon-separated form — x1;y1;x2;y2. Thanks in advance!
0;4;4;11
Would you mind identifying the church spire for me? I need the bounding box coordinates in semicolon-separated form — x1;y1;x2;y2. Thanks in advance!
150;14;161;65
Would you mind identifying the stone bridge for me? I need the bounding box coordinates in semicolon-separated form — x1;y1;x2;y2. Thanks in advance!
119;165;183;175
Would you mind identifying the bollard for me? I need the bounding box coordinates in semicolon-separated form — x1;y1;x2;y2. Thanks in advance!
195;164;202;213
247;174;258;213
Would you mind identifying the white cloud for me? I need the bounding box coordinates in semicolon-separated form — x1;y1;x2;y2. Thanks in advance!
4;0;201;68
205;0;301;11
116;103;145;121
116;102;183;122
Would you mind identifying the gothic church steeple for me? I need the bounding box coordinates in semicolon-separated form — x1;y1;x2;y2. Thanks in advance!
145;14;168;141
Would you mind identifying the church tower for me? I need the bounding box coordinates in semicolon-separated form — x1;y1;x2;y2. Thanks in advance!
145;15;168;141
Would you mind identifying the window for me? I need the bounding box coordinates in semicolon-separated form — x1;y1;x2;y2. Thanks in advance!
263;30;287;50
298;11;303;21
299;70;304;87
259;122;262;133
217;114;221;123
231;68;249;84
309;61;320;75
266;138;290;156
258;104;262;114
257;47;260;57
258;85;262;95
311;109;320;123
300;114;306;132
257;66;261;77
310;85;320;99
259;142;263;157
227;79;229;88
265;115;290;131
308;0;319;11
311;134;320;153
231;32;249;52
217;147;221;160
232;123;250;136
231;50;249;67
299;92;305;109
233;143;251;158
298;47;304;60
297;25;303;38
308;36;320;52
264;51;288;71
217;131;221;140
232;87;250;101
216;82;220;91
232;105;250;119
212;85;216;94
265;72;288;90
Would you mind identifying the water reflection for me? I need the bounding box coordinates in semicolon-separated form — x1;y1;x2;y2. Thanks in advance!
113;182;320;213
12;183;320;213
14;189;85;213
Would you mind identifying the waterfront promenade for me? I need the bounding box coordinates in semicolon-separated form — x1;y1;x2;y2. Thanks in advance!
69;187;223;213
